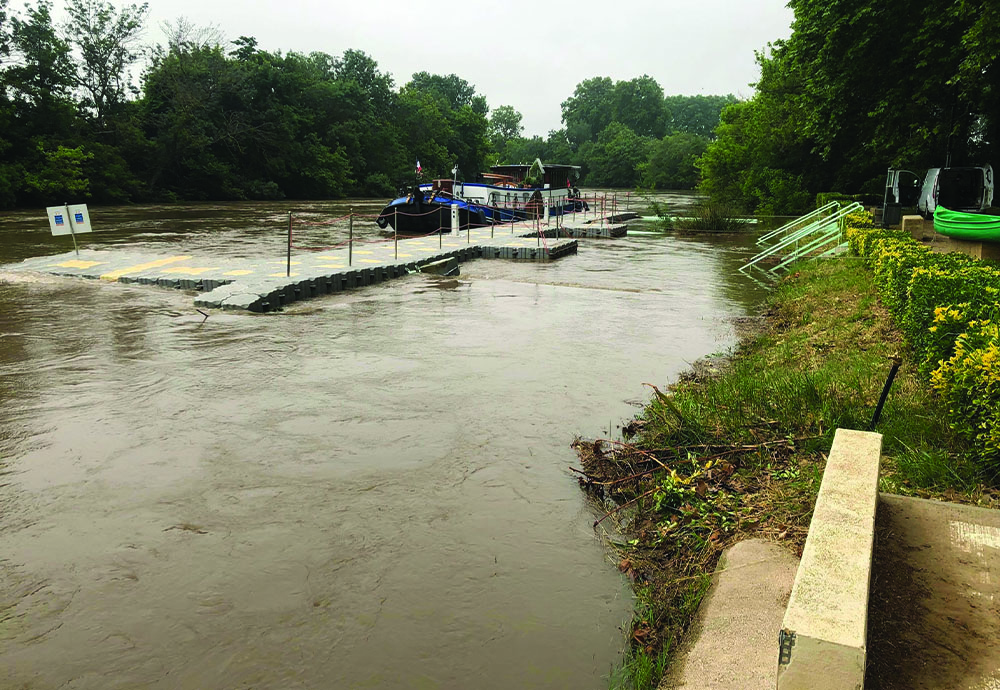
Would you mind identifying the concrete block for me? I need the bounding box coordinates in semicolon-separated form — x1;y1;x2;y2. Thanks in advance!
902;215;932;241
925;231;1000;261
777;428;882;690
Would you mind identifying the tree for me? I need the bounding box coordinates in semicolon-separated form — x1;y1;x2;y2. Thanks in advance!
640;132;709;190
408;71;478;111
561;76;615;146
160;16;223;53
0;0;11;61
488;104;522;152
582;122;652;188
612;75;665;139
663;94;737;138
64;0;149;127
23;141;92;198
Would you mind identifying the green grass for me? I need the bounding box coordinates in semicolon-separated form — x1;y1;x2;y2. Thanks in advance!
585;257;998;690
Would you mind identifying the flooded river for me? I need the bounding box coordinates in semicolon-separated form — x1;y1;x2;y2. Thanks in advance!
0;196;768;689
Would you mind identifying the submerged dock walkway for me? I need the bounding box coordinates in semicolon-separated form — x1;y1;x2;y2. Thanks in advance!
5;226;579;312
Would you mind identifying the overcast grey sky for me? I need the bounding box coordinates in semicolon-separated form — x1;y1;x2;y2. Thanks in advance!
60;0;796;136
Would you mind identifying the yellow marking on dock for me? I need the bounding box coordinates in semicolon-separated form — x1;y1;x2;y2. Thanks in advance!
269;260;301;266
353;250;374;255
51;259;104;269
223;269;254;276
161;266;221;275
269;272;299;277
395;253;412;258
100;256;192;281
359;259;381;264
315;264;345;269
315;255;344;261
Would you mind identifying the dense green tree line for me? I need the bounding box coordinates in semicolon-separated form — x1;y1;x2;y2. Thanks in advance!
0;0;733;208
698;0;1000;214
0;0;494;207
491;80;734;189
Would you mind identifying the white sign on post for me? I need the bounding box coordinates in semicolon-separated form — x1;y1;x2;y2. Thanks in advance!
46;204;93;236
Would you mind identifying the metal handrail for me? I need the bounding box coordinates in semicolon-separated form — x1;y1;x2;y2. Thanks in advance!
756;201;841;246
740;202;863;273
772;226;845;271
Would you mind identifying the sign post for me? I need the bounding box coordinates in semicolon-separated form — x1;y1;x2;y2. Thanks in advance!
47;203;92;256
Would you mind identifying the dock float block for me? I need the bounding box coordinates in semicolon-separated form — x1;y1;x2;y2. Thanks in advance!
777;428;882;690
5;231;580;312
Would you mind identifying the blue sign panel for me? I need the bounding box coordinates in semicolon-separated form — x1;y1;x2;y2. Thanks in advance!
75;213;84;223
55;214;65;225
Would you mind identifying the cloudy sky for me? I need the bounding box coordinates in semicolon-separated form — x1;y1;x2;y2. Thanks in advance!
58;0;796;136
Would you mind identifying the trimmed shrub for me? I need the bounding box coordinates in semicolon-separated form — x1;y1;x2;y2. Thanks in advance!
846;221;1000;472
930;321;1000;473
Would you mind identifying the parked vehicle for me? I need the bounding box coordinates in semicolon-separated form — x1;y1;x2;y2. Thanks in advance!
917;165;994;219
882;168;921;226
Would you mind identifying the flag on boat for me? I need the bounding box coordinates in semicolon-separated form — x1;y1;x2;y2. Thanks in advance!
416;159;422;174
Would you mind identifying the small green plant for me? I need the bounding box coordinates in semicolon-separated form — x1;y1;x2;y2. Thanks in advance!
643;197;674;231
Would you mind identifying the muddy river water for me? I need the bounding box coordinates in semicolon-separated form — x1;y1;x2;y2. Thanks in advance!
0;197;768;689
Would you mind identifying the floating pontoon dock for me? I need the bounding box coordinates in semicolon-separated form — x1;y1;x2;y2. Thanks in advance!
5;225;580;312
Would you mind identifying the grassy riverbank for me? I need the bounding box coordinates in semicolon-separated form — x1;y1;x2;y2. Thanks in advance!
581;256;1000;690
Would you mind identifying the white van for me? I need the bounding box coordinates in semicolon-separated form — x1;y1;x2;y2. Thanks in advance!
917;165;994;218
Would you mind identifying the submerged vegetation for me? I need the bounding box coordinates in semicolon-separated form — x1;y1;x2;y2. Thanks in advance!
644;197;749;233
582;254;999;690
673;201;748;233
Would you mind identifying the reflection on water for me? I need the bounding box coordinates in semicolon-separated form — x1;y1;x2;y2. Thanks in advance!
0;195;768;689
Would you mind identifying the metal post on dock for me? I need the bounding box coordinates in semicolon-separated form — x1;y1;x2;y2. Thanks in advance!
394;207;398;259
626;192;630;211
349;209;353;266
64;202;80;256
286;211;292;277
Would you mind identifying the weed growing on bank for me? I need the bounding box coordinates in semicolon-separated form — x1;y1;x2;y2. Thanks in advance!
582;258;998;690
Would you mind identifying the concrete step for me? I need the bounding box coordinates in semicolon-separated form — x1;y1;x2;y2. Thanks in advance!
662;539;799;690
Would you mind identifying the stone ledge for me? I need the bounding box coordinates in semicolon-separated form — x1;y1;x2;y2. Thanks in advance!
776;428;882;690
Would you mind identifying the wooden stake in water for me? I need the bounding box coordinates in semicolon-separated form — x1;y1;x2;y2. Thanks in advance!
349;209;353;266
286;212;292;277
394;207;398;259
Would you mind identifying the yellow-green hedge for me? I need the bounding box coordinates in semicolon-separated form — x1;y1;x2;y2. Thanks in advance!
846;214;1000;471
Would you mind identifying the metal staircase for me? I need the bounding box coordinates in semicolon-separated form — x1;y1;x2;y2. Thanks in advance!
740;202;863;280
